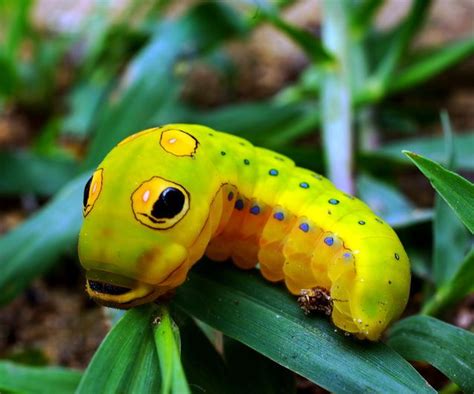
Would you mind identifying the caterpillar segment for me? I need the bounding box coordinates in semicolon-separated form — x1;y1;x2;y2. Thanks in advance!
79;124;410;341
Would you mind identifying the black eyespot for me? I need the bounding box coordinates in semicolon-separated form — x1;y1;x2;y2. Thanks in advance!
151;187;185;219
83;176;92;208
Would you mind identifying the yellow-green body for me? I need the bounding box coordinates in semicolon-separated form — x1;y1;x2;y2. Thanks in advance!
79;124;410;340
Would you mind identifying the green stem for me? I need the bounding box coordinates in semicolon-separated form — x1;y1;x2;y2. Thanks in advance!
321;0;354;193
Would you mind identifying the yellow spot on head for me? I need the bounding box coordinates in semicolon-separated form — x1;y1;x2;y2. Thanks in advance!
84;168;103;217
160;129;198;157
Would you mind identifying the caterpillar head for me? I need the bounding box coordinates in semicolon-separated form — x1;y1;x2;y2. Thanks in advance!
78;125;220;308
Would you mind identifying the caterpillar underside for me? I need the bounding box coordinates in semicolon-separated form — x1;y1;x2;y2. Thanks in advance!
79;124;411;341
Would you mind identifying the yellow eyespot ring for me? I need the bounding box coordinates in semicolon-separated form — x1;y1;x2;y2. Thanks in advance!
160;129;198;157
131;176;190;230
83;168;103;217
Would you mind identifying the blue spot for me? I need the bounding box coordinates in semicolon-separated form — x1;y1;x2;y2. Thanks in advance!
269;169;279;176
324;236;334;246
221;151;226;156
250;205;260;215
394;253;400;260
244;159;250;165
274;212;284;221
328;198;339;205
299;222;310;232
358;220;366;225
343;252;352;259
299;182;309;189
227;192;234;201
235;199;244;210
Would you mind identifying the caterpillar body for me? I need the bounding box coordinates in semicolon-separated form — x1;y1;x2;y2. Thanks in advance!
79;124;410;341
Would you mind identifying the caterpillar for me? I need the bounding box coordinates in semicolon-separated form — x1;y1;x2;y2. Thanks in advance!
79;124;410;341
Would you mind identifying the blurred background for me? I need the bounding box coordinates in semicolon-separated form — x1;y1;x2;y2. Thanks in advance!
0;0;473;392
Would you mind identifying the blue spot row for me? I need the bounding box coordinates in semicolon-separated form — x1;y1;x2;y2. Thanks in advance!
274;211;284;221
250;205;260;215
235;199;244;210
324;236;334;246
269;169;279;176
299;222;310;232
328;198;339;205
299;182;309;189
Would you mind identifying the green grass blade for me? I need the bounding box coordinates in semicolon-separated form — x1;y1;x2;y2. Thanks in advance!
224;337;296;394
183;101;316;148
174;309;233;394
374;0;431;86
432;114;471;286
174;262;434;393
153;306;190;394
0;173;87;305
388;315;474;393
243;0;333;65
321;0;354;193
389;37;474;94
84;2;246;168
422;248;474;316
349;0;383;37
373;133;474;171
404;151;474;233
76;305;161;393
0;151;78;196
0;361;81;394
433;197;471;287
357;174;432;228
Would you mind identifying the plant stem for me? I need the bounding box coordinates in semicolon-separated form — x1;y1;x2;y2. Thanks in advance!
321;0;354;193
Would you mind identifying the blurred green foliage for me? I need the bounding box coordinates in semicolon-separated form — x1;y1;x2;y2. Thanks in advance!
0;0;473;393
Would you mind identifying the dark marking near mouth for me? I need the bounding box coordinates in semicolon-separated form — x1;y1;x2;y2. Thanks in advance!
88;280;131;295
138;213;166;224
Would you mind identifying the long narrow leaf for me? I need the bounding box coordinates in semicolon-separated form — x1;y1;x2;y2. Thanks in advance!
84;2;247;168
174;309;233;394
0;151;78;196
153;306;190;394
388;315;474;393
389;37;474;93
0;361;81;394
76;305;161;393
224;337;296;394
404;151;474;233
0;173;87;305
174;262;434;393
422;248;474;316
373;133;474;171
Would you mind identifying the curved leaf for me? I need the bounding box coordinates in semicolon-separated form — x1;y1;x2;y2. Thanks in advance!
0;173;87;305
154;306;190;394
404;151;474;233
174;262;434;393
76;305;161;393
388;315;474;393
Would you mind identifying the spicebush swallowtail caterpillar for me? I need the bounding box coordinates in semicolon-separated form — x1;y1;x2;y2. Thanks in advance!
79;124;410;341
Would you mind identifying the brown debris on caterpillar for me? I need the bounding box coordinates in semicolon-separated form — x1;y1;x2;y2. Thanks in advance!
298;287;333;316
